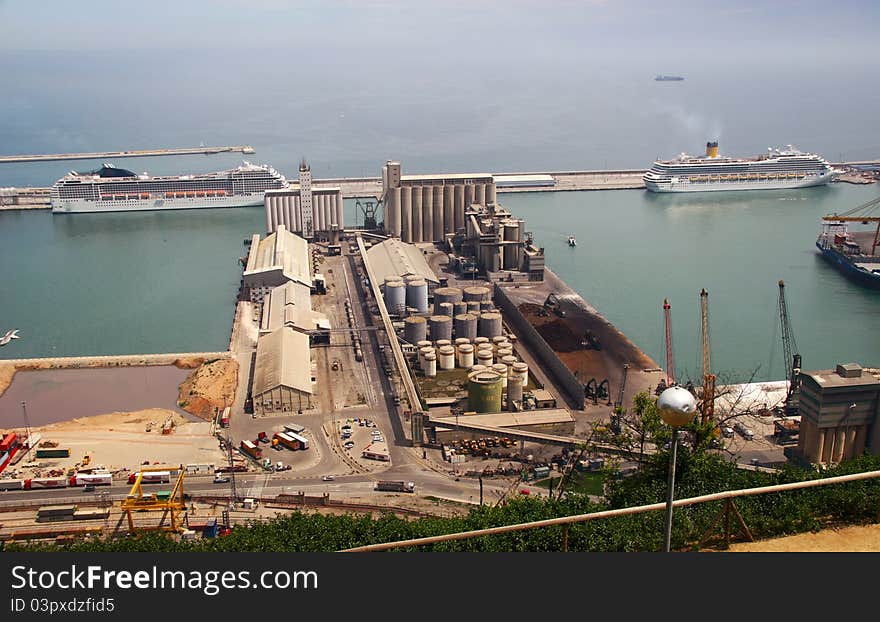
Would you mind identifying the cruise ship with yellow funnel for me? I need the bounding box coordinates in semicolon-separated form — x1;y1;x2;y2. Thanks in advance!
643;142;834;193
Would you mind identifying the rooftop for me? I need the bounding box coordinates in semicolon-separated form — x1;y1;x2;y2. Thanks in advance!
243;225;311;287
366;238;439;284
252;327;313;396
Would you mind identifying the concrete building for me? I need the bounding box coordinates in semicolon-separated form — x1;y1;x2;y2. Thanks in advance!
796;363;880;465
366;238;439;286
258;281;330;342
381;160;496;244
252;327;314;416
264;159;344;240
430;409;575;444
243;225;312;303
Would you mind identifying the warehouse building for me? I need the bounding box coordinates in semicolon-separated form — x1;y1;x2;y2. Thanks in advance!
252;327;314;416
264;159;344;240
796;363;880;465
365;238;440;285
243;224;312;303
259;281;330;342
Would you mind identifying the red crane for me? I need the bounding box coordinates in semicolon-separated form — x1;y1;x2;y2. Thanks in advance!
663;298;675;386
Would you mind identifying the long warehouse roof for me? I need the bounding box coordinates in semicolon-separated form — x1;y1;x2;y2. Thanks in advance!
252;327;313;396
260;281;330;334
243;224;311;287
366;238;439;284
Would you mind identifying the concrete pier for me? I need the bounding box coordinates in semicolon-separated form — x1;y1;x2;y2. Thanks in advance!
0;145;255;163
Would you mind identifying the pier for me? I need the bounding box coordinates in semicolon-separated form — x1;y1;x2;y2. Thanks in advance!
0;145;255;164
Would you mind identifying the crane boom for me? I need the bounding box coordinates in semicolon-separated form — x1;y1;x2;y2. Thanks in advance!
699;289;715;425
663;298;675;386
777;280;801;415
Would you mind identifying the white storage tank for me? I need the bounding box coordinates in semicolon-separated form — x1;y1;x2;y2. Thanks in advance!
384;281;406;315
428;315;453;342
496;347;514;359
492;363;509;388
419;346;436;370
435;339;452;348
480;301;495;312
473;336;490;346
405;279;429;313
438;345;456;370
424;352;437;377
476;349;494;367
454;337;471;347
457;343;475;368
507;374;524;410
470;363;488;374
404;316;427;344
511;362;529;388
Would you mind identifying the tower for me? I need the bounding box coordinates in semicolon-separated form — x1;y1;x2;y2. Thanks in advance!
299;158;314;239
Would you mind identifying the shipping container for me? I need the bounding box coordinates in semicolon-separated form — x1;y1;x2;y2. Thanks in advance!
286;432;309;450
37;505;77;517
0;433;18;453
0;479;25;490
128;471;171;485
240;440;262;460
26;477;69;489
273;432;301;451
69;472;112;487
35;448;71;459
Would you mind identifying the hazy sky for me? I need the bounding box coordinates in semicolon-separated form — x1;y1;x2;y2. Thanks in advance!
1;0;877;63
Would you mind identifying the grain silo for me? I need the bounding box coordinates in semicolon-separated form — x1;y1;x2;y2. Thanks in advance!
463;286;490;302
478;312;503;338
453;313;478;341
437;345;456;370
479;301;495;312
468;370;503;413
403;316;427;345
411;187;423;244
492;363;509;388
419;346;436;370
435;339;452;348
454;337;471;347
503;220;521;270
400;186;412;243
473;336;490;346
457;343;474;368
428;315;453;342
405;279;429;313
433;287;464;314
507;374;524;411
511;362;529;388
476;348;494;367
470;364;488;374
466;301;482;315
384;281;406;315
423;352;437;377
437;302;454;318
453;301;467;316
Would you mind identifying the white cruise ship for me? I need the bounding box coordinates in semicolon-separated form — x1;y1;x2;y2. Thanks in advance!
643;142;833;193
51;162;287;213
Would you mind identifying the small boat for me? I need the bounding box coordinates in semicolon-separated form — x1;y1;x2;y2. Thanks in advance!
568;235;577;247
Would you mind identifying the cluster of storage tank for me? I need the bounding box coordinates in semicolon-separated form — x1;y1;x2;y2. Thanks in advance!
383;181;497;244
383;275;429;317
393;284;507;345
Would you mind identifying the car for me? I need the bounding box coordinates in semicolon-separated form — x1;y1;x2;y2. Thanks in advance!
83;485;96;493
519;489;530;495
322;475;335;481
734;422;755;440
343;441;355;449
393;397;401;405
213;475;230;484
721;426;735;438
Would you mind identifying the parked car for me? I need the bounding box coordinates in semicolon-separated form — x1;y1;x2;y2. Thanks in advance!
343;441;355;449
83;485;96;493
734;422;755;440
213;475;230;484
721;426;735;438
322;475;335;481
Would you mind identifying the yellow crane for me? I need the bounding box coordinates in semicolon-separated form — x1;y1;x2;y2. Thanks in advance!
121;464;186;533
823;195;880;256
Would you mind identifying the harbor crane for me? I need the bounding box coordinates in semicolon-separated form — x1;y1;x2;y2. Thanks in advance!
777;280;801;416
663;298;675;386
823;195;880;256
121;464;186;532
356;199;379;230
699;289;716;428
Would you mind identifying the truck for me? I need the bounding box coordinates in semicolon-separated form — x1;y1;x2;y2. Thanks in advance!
219;407;230;428
273;432;301;451
375;480;415;493
240;440;262;460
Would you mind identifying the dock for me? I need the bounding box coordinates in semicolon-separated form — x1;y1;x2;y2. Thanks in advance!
0;145;255;164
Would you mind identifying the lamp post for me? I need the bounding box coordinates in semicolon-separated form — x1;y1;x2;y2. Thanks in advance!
657;386;697;552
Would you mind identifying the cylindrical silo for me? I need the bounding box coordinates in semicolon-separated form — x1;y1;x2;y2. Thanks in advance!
433;287;464;314
507;374;523;411
453;301;467;316
438;345;455;370
453;313;478;341
467;301;481;315
428;315;453;342
405;279;429;313
422;186;433;242
501;354;518;369
432;185;444;241
486;181;496;205
468;370;503;413
454;337;470;347
436;338;452;348
443;184;455;234
386;186;402;238
457;343;474;368
424;352;437;377
489;246;501;273
416;340;433;349
384;281;406;315
476;349;494;367
411;187;423;243
496;347;513;360
474;183;485;206
492;335;509;346
400;186;412;243
480;301;494;312
492;363;509;388
473;336;490;346
463;286;490;302
404;316;427;345
335;194;345;232
454;184;465;232
464;183;475;211
419;346;435;370
471;363;488;374
478;312;503;338
511;362;529;388
438;301;454;317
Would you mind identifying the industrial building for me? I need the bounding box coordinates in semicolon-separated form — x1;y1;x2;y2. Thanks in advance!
259;281;330;342
252;327;314;416
381;160;496;244
264;159;344;240
795;363;880;465
429;409;575;444
366;238;440;286
242;224;312;303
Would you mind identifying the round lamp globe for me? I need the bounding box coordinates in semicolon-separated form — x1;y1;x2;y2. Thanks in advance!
657;386;697;427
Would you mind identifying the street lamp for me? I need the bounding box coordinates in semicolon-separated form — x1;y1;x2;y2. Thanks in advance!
657;386;697;552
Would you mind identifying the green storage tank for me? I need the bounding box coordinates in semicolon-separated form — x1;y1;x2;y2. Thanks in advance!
468;370;503;413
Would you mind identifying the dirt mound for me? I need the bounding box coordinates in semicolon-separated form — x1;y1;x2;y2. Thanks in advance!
0;362;15;398
177;358;239;420
172;357;206;369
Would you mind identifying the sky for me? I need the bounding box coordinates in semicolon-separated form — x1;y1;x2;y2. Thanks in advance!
1;0;877;63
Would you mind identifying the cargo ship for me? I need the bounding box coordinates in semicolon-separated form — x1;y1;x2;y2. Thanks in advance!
816;196;880;287
655;75;684;81
644;142;833;193
51;162;287;213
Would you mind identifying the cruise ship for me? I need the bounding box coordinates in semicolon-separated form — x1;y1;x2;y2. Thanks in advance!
51;162;287;213
643;142;834;193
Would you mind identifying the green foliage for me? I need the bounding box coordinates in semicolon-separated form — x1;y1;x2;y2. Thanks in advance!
10;454;880;553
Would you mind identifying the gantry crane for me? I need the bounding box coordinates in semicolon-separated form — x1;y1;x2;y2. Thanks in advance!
822;195;880;255
699;289;716;427
777;280;801;416
121;464;186;532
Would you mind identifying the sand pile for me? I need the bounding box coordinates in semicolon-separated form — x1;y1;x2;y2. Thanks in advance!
177;358;239;420
0;363;14;397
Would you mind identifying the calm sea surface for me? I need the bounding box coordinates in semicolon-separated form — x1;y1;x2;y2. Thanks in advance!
0;51;877;380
